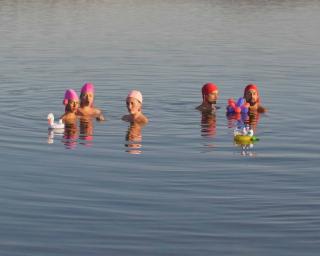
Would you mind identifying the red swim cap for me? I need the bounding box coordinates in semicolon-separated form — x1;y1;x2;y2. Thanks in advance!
202;83;219;100
244;84;260;103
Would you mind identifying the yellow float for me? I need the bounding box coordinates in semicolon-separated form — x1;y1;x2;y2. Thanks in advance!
234;135;259;145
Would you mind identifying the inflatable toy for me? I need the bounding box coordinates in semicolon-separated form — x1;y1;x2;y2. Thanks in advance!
47;113;65;131
227;98;250;114
233;124;259;145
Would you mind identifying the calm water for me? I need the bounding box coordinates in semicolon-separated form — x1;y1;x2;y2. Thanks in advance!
1;0;320;255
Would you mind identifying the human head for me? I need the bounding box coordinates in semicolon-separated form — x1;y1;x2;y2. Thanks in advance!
80;82;95;107
126;90;143;115
244;84;260;105
63;89;79;113
202;83;219;104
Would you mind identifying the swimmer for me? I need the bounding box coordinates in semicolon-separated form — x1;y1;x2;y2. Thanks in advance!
60;89;79;124
122;90;148;124
78;82;105;121
196;83;219;112
244;84;267;113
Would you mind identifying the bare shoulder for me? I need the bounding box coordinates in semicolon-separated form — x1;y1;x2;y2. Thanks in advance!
196;105;203;111
60;113;66;121
136;113;148;125
140;115;149;124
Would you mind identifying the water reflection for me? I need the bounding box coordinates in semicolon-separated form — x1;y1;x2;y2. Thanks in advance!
79;117;94;147
62;123;78;150
47;126;65;144
245;112;261;132
201;111;217;138
47;116;97;149
200;111;217;148
47;130;54;144
239;144;257;157
227;112;262;157
227;112;260;132
125;122;144;155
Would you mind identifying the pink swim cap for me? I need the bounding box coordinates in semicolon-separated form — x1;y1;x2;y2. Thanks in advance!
63;89;79;105
127;90;143;104
81;83;95;94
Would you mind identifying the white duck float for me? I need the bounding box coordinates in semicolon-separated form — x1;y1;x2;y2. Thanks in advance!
47;113;65;131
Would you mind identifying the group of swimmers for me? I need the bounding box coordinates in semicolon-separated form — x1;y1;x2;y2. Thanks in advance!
196;82;266;114
197;83;266;139
60;82;266;127
60;82;148;125
54;82;266;152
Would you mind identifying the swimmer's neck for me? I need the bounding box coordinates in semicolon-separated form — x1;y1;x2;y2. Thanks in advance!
202;101;215;109
66;110;77;115
130;111;142;119
80;104;93;109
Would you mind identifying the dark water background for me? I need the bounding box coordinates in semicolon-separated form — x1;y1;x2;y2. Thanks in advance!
0;0;320;255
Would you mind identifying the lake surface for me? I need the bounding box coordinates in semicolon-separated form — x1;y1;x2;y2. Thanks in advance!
1;0;320;255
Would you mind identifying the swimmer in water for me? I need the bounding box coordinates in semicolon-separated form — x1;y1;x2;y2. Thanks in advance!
78;82;105;121
122;90;148;124
60;89;79;125
196;83;219;112
244;84;267;113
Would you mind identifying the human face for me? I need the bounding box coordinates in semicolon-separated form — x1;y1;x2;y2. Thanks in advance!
245;89;258;105
80;92;94;107
206;90;219;104
67;100;79;113
126;97;141;115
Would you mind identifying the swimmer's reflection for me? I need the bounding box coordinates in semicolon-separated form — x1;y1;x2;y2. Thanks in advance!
62;122;78;149
245;111;260;132
226;112;260;132
227;112;249;129
201;112;217;138
79;117;94;147
227;112;260;157
125;122;144;154
199;111;217;149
